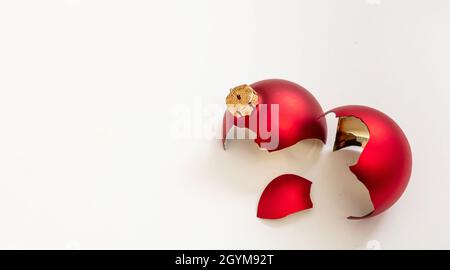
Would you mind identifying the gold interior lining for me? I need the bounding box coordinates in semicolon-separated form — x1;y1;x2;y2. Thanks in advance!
334;116;370;151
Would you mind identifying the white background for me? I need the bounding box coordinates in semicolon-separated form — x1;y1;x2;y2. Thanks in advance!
0;0;449;249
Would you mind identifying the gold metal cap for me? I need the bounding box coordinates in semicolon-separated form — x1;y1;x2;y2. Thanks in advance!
226;84;258;117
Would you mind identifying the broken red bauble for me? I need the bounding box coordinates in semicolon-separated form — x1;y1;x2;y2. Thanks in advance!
257;174;313;219
223;79;327;151
329;105;412;219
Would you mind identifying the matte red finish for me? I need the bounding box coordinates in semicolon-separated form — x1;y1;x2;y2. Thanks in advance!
223;79;327;151
257;174;313;219
329;105;412;219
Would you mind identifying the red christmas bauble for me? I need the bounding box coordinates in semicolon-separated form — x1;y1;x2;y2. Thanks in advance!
223;79;327;151
328;105;412;219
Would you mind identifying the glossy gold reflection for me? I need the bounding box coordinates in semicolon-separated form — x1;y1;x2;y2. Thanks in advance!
334;116;370;151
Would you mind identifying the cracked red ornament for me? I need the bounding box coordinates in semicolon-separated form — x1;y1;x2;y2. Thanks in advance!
257;174;313;219
328;105;412;219
223;79;327;151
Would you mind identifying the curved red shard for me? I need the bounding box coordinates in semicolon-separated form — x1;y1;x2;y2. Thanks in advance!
257;174;313;219
329;105;412;219
223;79;327;152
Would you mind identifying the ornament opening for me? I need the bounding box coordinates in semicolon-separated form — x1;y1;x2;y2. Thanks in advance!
334;116;370;152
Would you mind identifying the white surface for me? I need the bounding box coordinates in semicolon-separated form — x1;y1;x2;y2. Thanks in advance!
0;0;449;249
